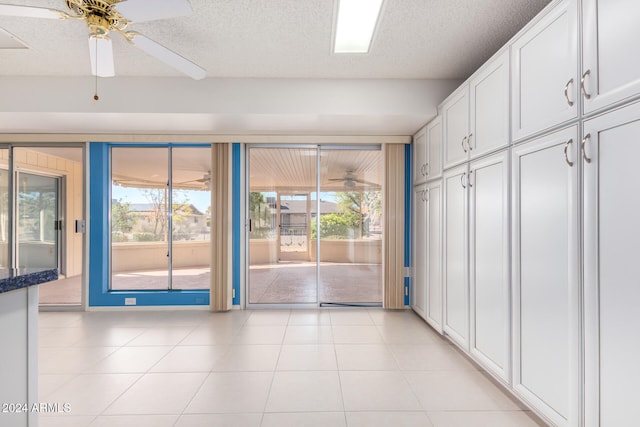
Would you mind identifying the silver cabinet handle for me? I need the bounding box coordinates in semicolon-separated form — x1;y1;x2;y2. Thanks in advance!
460;172;466;189
581;70;592;100
424;189;429;202
468;133;473;151
425;162;429;176
468;170;473;187
582;133;592;164
564;138;574;167
420;164;426;176
461;136;468;153
564;78;574;106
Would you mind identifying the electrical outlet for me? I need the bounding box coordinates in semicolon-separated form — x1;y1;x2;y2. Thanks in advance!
124;297;136;306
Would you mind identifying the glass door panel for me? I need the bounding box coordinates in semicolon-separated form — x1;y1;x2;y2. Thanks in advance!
110;147;169;290
0;150;8;269
16;172;59;269
248;147;317;304
319;149;383;305
171;147;211;290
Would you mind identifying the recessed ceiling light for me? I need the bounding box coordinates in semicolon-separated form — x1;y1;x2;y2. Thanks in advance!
333;0;384;54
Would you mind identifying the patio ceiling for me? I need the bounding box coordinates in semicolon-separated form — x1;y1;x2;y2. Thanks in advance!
249;148;382;192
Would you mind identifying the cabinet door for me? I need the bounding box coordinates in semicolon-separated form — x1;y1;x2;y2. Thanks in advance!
512;126;579;427
443;86;470;170
443;164;469;350
413;128;428;185
425;180;443;333
412;185;428;320
583;102;640;427
582;0;640;114
426;117;443;180
469;150;510;383
470;50;510;159
511;0;578;142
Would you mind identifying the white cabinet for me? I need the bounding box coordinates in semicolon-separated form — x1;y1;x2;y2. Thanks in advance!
412;180;443;332
443;86;470;169
443;50;510;170
512;126;580;427
425;179;443;332
469;50;510;159
511;0;578;141
414;117;443;185
469;150;510;383
582;0;640;114
413;128;428;185
583;102;640;427
412;184;428;320
443;164;469;350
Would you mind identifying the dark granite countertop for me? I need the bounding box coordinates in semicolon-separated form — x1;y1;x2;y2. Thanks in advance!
0;268;59;294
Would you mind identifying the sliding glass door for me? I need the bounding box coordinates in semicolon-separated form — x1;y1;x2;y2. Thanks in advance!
110;146;211;291
247;145;383;307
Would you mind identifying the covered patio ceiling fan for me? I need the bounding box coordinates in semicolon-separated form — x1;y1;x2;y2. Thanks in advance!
328;170;379;189
0;0;206;80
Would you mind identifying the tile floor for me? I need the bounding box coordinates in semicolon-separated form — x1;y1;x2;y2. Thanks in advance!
38;309;545;427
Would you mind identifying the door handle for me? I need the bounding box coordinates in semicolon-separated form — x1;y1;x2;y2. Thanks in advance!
249;219;252;232
564;138;574;167
582;133;592;164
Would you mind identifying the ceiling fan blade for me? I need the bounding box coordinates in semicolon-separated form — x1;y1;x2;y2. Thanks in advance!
0;4;69;19
115;0;192;23
127;32;206;80
88;35;115;77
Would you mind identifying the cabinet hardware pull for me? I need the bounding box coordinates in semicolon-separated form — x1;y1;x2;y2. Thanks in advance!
460;172;466;189
468;170;473;187
581;70;592;100
420;164;425;176
462;136;468;153
468;133;473;151
564;139;574;167
424;189;429;202
564;78;574;106
425;162;429;176
582;133;592;163
421;190;426;202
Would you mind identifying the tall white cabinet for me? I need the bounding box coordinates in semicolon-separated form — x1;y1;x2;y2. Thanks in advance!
583;101;640;427
412;0;640;425
512;126;580;427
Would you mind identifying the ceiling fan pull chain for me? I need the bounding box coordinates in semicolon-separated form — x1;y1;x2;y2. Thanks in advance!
93;35;99;101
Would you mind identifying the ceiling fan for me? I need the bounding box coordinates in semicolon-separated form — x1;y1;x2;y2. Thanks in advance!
0;0;206;80
328;170;379;189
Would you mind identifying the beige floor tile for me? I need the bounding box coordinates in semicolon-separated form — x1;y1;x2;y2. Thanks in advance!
88;414;179;427
287;310;331;325
39;347;118;374
150;345;229;372
174;413;262;427
329;310;374;325
283;325;333;344
277;345;338;371
335;344;398;370
71;328;147;347
244;310;291;326
331;325;383;344
184;372;273;414
346;411;434;427
85;346;173;373
39;415;96;427
45;373;141;416
265;371;344;412
261;412;346;427
233;325;287;344
104;372;207;415
427;410;547;427
340;371;422;411
211;345;281;372
125;327;195;346
389;343;479;371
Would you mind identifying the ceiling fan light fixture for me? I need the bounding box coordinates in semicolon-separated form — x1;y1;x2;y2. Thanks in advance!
88;34;115;77
333;0;384;53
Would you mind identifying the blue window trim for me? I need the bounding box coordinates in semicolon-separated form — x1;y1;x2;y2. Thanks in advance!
88;142;211;307
404;143;411;306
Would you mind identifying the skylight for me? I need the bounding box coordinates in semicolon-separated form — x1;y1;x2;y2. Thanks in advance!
333;0;384;54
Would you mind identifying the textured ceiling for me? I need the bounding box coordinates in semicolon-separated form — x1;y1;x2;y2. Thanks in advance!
0;0;552;80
